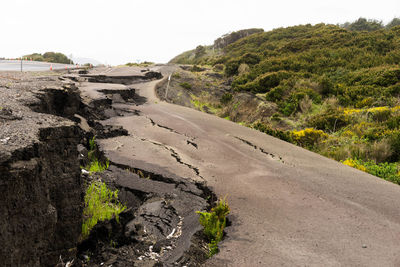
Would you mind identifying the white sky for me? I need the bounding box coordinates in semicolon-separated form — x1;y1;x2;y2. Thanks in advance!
1;0;399;65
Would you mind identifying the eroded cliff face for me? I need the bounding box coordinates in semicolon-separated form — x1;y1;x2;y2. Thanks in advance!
0;73;83;266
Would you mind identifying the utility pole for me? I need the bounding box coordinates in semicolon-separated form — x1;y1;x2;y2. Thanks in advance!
20;57;23;72
164;74;171;100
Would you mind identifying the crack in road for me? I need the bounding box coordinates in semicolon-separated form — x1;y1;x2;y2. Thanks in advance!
186;140;198;149
146;116;198;149
234;136;290;165
108;161;208;200
140;137;204;180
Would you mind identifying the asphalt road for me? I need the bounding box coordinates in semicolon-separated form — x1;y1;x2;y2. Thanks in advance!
0;60;76;71
88;66;400;266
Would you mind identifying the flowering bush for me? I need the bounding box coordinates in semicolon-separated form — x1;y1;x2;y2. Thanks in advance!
343;158;400;184
291;128;328;148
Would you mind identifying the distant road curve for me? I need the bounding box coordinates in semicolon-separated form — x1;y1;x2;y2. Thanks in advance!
0;60;76;72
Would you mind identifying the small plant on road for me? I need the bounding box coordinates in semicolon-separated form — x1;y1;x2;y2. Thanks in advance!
82;136;109;173
87;159;109;173
196;197;230;256
82;181;126;239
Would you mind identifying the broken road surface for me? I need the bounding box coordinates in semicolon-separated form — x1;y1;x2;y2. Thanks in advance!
85;66;400;266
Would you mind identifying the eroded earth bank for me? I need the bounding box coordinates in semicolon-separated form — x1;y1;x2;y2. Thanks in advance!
0;68;217;266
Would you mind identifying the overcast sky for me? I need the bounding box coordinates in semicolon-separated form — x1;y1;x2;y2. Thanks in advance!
1;0;399;65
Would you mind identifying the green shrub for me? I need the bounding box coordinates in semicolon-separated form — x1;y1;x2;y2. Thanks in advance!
258;71;290;89
342;17;383;32
172;72;181;79
356;97;374;108
319;75;334;95
251;122;293;143
195;46;206;58
343;158;400;184
191;65;204;72
388;131;400;161
239;52;261;65
179;82;192;90
213;64;224;72
308;109;350;132
250;71;292;93
291;128;328;148
82;181;127;239
388;83;400;95
387;116;400;129
371;108;391;122
88;136;96;158
224;59;240;76
266;85;287;102
83;136;109;173
280;102;297;116
220;93;233;104
196;197;230;256
271;112;281;121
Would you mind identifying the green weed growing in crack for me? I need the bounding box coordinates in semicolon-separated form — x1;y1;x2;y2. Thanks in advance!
82;136;109;173
86;159;109;173
196;196;230;257
82;181;126;239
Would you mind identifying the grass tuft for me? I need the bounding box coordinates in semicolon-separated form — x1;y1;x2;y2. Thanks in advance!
82;136;110;173
82;181;126;239
196;197;230;257
87;159;109;173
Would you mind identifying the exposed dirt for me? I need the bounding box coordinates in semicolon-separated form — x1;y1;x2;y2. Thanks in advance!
155;66;278;124
155;68;230;111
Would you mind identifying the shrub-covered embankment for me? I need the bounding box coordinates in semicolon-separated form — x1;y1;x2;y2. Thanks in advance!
167;18;400;183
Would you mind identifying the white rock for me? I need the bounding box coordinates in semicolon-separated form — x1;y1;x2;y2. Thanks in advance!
0;137;10;144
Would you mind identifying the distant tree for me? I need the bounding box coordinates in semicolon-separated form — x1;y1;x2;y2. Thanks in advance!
386;18;400;29
27;53;44;61
342;17;383;32
43;52;71;64
213;28;264;49
24;52;73;64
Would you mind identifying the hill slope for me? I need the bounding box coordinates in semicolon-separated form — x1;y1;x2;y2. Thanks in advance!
166;20;400;184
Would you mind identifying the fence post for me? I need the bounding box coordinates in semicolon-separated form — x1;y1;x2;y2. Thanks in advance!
164;74;171;100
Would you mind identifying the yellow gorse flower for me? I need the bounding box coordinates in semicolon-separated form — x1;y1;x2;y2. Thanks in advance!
343;158;367;172
343;105;400;115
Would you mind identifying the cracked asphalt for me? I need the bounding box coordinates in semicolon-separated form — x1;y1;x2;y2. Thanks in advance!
90;66;400;266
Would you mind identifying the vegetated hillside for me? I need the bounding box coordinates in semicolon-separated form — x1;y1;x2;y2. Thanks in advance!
167;18;400;184
169;28;263;65
24;52;73;64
